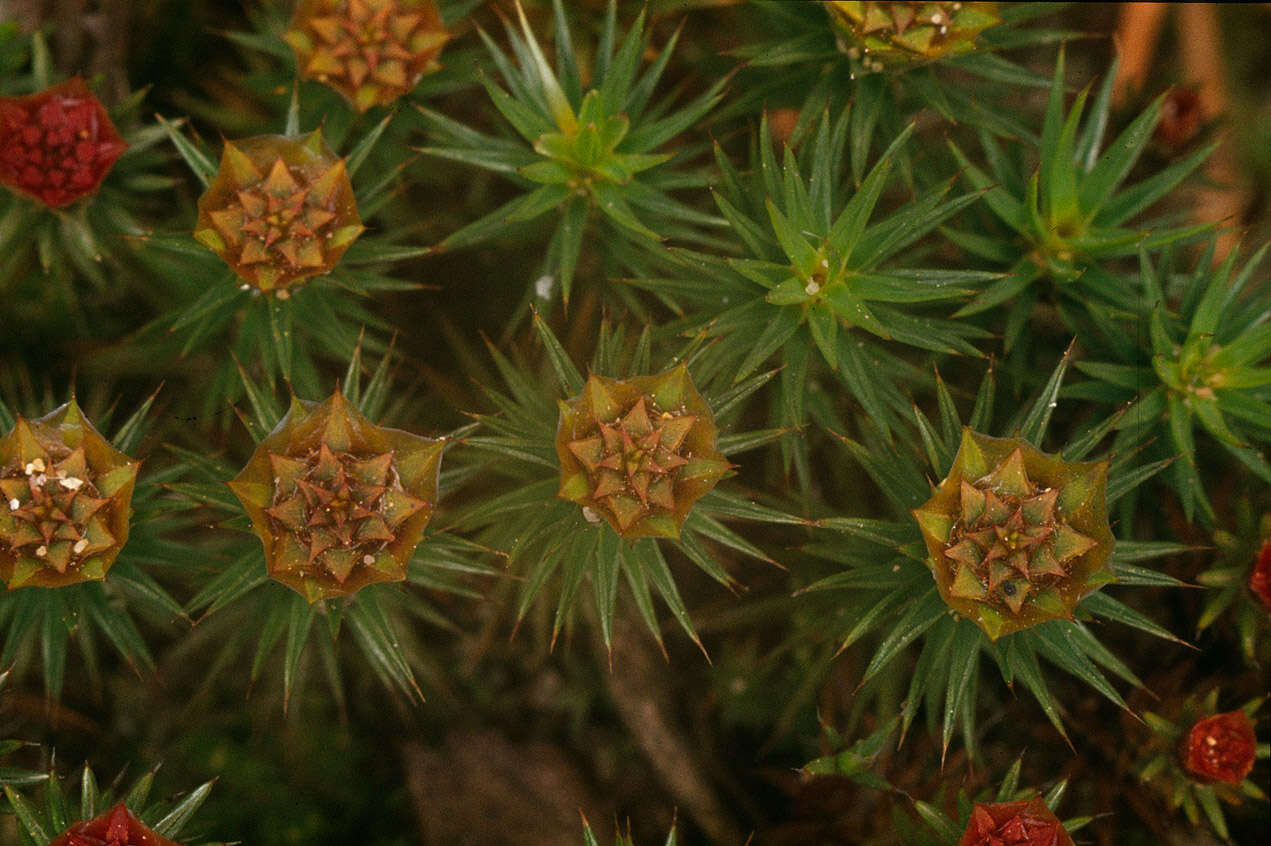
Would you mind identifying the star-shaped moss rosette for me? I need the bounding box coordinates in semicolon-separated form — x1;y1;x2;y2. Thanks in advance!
629;108;990;486
896;756;1090;846
46;802;183;846
228;390;443;603
556;367;730;540
1195;505;1271;662
1071;238;1270;524
417;0;730;305
4;760;216;846
284;0;450;113
955;798;1073;846
1137;690;1268;841
798;352;1185;758
0;76;127;209
946;50;1215;351
912;429;1115;640
0;390;180;701
194;130;364;296
825;2;1001;69
454;312;802;653
0;400;138;589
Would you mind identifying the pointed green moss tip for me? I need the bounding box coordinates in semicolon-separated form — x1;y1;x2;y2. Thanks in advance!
987;448;1031;497
585;375;619;421
957;428;989;478
978;605;1007;641
223;141;262;185
651;364;689;410
913;508;953;545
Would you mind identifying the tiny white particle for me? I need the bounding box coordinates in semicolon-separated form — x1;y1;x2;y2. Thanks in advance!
36;545;48;558
362;554;375;565
73;539;89;554
32;474;47;487
60;476;84;490
534;274;555;299
276;289;291;300
804;280;820;296
7;498;18;511
240;283;251;291
930;12;944;24
582;506;602;524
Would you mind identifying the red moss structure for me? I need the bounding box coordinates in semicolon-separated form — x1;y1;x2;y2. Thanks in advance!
0;77;127;208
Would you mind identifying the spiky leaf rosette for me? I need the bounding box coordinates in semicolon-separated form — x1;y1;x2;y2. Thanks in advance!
47;802;182;846
557;367;729;539
0;391;182;700
825;2;1001;66
630;108;990;484
454;313;803;653
284;0;450;113
194;130;364;296
724;2;1059;166
228;390;443;603
0;37;195;346
148;108;423;423
1195;505;1271;662
890;755;1090;846
1137;691;1268;841
417;0;728;306
3;761;217;846
1071;238;1271;524
946;51;1214;352
0;400;138;589
955;798;1072;846
172;351;482;705
912;430;1114;640
0;76;126;209
799;351;1185;758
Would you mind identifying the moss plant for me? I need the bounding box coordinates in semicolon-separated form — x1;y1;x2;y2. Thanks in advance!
0;2;1268;844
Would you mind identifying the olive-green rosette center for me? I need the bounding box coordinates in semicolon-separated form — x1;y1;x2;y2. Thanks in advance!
556;365;730;539
0;401;139;589
228;391;443;602
912;428;1114;639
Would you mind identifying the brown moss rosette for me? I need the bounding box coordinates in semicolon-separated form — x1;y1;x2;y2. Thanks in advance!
227;391;444;603
194;130;363;295
825;1;1001;66
0;401;139;589
284;0;450;112
556;365;730;539
912;429;1115;640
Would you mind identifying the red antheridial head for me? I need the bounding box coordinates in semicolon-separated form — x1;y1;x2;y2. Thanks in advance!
555;365;730;539
194;130;363;296
1250;538;1271;612
48;802;182;846
0;77;127;208
284;0;451;112
1183;710;1258;787
0;400;139;589
912;429;1114;641
958;798;1074;846
227;391;444;603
